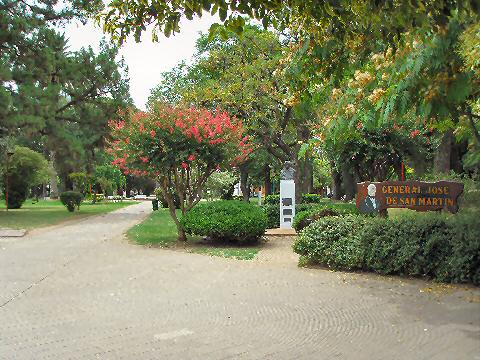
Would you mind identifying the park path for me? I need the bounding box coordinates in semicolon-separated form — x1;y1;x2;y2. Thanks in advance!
1;202;479;360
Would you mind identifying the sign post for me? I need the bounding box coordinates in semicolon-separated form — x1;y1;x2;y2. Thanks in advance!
280;161;295;228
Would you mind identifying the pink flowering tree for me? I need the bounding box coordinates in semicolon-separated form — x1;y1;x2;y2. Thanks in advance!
108;103;251;241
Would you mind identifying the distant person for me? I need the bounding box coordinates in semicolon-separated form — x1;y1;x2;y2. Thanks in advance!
360;183;380;213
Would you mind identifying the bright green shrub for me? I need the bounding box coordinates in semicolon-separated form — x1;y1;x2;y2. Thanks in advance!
264;194;280;205
293;202;359;232
301;193;322;203
181;200;267;244
263;203;280;228
295;203;318;213
293;215;368;270
60;191;83;212
3;146;49;209
293;212;480;285
293;208;340;232
439;213;480;284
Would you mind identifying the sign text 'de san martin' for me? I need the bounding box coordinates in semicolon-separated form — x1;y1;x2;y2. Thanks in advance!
356;181;464;214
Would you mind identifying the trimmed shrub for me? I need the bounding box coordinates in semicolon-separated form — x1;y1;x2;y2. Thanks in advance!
293;215;368;270
60;191;83;212
4;146;49;209
293;208;340;232
293;212;480;285
181;200;267;244
264;194;280;205
301;193;322;203
293;202;359;232
263;203;280;228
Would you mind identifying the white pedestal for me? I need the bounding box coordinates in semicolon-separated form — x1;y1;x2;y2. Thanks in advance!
280;180;295;228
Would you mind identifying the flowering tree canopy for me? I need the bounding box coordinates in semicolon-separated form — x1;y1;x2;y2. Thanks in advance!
108;103;251;240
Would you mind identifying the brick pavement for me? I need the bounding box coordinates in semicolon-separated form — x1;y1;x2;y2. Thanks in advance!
1;202;479;359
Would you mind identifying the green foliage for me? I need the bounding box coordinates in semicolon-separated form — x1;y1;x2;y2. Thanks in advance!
293;216;368;270
262;201;341;229
94;164;126;195
205;171;238;200
181;200;267;244
3;146;49;209
301;193;322;203
263;203;280;228
293;203;359;232
69;172;89;193
155;187;180;209
294;212;480;284
264;194;280;205
99;0;478;46
59;191;83;212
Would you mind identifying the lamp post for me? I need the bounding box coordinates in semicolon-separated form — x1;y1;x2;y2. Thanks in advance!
5;150;14;211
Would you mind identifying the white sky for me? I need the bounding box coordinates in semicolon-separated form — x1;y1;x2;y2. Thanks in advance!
62;14;219;109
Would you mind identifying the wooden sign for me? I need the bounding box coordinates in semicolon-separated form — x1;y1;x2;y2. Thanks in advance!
356;181;464;214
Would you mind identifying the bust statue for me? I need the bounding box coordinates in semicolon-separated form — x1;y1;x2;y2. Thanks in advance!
280;161;296;180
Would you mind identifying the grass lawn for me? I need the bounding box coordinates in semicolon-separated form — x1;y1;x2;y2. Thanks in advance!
0;199;138;230
127;209;262;260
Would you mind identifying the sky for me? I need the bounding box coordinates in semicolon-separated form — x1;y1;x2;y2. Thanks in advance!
62;14;219;109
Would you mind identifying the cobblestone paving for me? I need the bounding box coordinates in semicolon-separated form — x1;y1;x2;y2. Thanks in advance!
1;202;479;360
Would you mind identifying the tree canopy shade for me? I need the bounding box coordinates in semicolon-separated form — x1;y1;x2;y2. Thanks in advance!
1;0;132;198
98;0;480;43
149;24;316;200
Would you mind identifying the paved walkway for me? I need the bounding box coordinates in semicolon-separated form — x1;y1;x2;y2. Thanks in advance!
1;202;479;359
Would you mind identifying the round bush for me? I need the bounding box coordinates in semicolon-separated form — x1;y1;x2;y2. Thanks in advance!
293;215;367;270
293;203;359;232
293;208;340;232
181;200;267;244
264;194;280;205
301;193;322;203
60;191;83;212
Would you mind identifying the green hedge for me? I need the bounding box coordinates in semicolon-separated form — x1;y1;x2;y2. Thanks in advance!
263;203;281;228
301;193;322;203
293;213;480;285
60;191;83;212
293;203;359;231
181;200;267;244
264;194;280;205
263;200;357;229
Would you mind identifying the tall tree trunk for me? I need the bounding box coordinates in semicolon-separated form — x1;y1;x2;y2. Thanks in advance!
294;159;302;203
264;164;272;196
341;164;355;201
239;164;249;202
42;183;47;199
304;157;314;194
331;169;343;200
434;129;453;173
451;140;468;173
161;180;186;241
49;150;59;199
